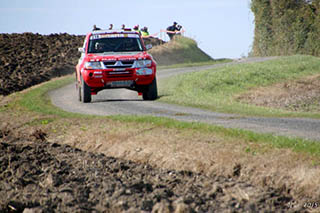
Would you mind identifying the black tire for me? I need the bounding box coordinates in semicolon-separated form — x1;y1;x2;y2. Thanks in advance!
143;78;158;100
81;75;91;103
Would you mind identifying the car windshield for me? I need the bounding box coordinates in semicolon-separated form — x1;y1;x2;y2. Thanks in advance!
88;35;143;53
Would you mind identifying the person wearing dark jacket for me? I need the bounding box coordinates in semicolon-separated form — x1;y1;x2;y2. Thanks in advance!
93;25;101;31
166;22;178;40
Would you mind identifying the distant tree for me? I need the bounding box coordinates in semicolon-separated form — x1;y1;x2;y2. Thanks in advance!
251;0;274;56
251;0;320;57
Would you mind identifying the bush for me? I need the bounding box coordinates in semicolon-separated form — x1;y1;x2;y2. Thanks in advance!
251;0;320;57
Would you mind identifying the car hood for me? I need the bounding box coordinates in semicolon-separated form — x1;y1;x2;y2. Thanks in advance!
87;51;150;61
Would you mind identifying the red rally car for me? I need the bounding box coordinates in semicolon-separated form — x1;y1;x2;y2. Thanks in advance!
76;30;157;103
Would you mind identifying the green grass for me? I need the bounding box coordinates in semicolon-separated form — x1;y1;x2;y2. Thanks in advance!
165;36;213;63
150;36;217;66
6;74;319;157
158;55;320;118
18;76;90;118
158;58;232;70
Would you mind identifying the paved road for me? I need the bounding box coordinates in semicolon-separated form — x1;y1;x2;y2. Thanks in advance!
50;57;320;141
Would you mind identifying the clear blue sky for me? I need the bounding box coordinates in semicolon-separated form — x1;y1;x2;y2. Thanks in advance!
0;0;254;59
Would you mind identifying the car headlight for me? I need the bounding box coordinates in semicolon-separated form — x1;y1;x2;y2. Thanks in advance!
85;61;102;69
133;60;152;68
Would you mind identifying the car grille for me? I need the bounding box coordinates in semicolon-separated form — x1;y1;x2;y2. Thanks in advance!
103;60;134;69
106;70;133;78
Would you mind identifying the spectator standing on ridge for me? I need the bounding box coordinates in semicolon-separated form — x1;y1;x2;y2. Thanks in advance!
133;25;141;35
176;24;183;36
93;25;101;31
166;22;178;40
141;27;150;37
121;24;126;30
108;24;113;30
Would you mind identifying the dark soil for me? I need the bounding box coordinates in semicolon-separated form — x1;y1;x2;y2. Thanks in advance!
0;33;164;96
0;130;306;212
0;33;85;96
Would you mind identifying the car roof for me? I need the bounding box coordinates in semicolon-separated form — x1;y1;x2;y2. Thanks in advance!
90;29;138;35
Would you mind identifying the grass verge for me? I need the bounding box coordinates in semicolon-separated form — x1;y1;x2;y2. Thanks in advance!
1;73;320;199
18;76;92;118
150;36;214;66
158;55;320;118
158;58;232;70
3;74;319;157
111;114;320;156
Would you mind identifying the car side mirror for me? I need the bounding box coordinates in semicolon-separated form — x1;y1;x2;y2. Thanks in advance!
146;44;152;50
78;47;85;53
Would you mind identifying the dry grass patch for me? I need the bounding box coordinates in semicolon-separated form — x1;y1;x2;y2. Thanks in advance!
237;74;320;112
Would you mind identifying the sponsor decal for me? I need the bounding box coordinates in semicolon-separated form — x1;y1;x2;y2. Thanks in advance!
103;58;136;61
90;34;139;40
90;35;99;40
121;58;136;61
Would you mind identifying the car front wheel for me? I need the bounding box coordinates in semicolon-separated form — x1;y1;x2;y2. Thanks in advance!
81;75;91;103
143;78;158;101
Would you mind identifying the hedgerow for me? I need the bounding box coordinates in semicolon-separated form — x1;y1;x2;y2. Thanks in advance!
251;0;320;56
